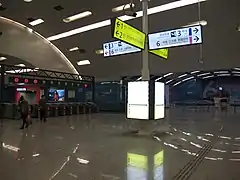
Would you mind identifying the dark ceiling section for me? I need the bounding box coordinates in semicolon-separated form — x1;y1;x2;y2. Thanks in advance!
0;0;239;80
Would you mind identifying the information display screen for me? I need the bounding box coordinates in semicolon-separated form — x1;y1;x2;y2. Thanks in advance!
148;25;202;50
155;82;165;119
112;18;146;49
103;40;141;57
127;81;149;120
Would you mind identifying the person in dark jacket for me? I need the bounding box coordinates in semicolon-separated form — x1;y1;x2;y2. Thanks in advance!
39;95;47;122
19;96;29;129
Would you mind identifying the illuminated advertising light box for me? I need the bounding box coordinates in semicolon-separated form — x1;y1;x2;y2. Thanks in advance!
148;25;202;50
127;153;148;180
154;82;165;119
127;81;165;120
127;81;149;120
154;150;164;180
111;18;146;49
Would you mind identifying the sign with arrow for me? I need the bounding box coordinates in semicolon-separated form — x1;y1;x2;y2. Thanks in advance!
148;25;202;50
103;40;168;59
111;18;146;49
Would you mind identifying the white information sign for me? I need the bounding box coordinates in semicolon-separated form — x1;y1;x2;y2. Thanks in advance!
148;25;202;50
127;81;149;120
103;40;141;57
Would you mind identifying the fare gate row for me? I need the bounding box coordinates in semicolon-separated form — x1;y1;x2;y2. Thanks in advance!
0;103;99;119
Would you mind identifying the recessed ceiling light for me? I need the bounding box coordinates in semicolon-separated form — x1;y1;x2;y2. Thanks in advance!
112;3;135;12
63;11;92;23
29;19;44;26
0;57;6;61
24;0;32;2
47;0;206;41
69;47;79;52
77;60;90;66
237;25;240;31
95;49;103;55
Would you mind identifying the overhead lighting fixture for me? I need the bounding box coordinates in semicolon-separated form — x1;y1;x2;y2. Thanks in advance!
6;68;38;74
164;72;173;77
197;72;211;77
16;64;26;67
183;20;207;27
47;0;207;41
182;77;194;82
137;77;142;81
77;60;90;66
29;18;44;26
202;75;214;79
178;74;188;78
63;11;92;23
173;81;182;87
112;3;135;12
95;49;103;55
234;68;240;71
0;57;6;61
214;71;229;74
191;70;200;74
166;79;174;84
69;47;79;52
24;0;33;2
155;77;163;81
218;74;230;77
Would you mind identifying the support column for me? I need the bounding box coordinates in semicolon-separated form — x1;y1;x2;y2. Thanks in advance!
141;0;150;81
0;65;5;103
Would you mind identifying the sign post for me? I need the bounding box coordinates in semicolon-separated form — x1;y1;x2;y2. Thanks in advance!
141;0;150;81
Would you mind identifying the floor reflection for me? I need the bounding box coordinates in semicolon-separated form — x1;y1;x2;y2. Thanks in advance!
0;110;239;179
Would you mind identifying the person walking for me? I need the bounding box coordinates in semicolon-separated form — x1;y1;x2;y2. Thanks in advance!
39;95;47;122
19;96;29;129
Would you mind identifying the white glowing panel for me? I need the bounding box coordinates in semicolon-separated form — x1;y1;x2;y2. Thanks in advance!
148;25;202;50
155;82;165;119
127;81;149;120
103;40;141;57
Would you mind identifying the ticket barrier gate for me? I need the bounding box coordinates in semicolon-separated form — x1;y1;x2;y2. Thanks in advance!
47;104;58;117
65;104;73;115
79;103;86;114
1;103;19;119
30;104;39;118
58;104;66;116
72;104;79;115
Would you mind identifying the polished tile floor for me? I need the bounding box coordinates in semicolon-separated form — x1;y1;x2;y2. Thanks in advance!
0;108;240;180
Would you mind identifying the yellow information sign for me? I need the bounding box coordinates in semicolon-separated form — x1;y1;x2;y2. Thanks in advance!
112;18;146;50
127;153;148;169
149;49;168;59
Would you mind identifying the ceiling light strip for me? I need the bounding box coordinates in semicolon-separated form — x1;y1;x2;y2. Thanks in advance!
47;0;206;41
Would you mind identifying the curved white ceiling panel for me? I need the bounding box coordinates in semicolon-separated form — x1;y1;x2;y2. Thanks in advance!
0;16;78;74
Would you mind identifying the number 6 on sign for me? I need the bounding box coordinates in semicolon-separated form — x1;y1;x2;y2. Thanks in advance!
156;41;160;47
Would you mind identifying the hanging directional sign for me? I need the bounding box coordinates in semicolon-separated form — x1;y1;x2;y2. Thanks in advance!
103;40;169;59
112;18;146;49
148;25;202;50
150;49;169;59
103;40;141;57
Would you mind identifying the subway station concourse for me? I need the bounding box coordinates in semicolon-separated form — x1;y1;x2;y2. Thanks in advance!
0;0;239;180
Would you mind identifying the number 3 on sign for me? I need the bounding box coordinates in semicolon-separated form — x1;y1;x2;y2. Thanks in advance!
156;41;160;47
